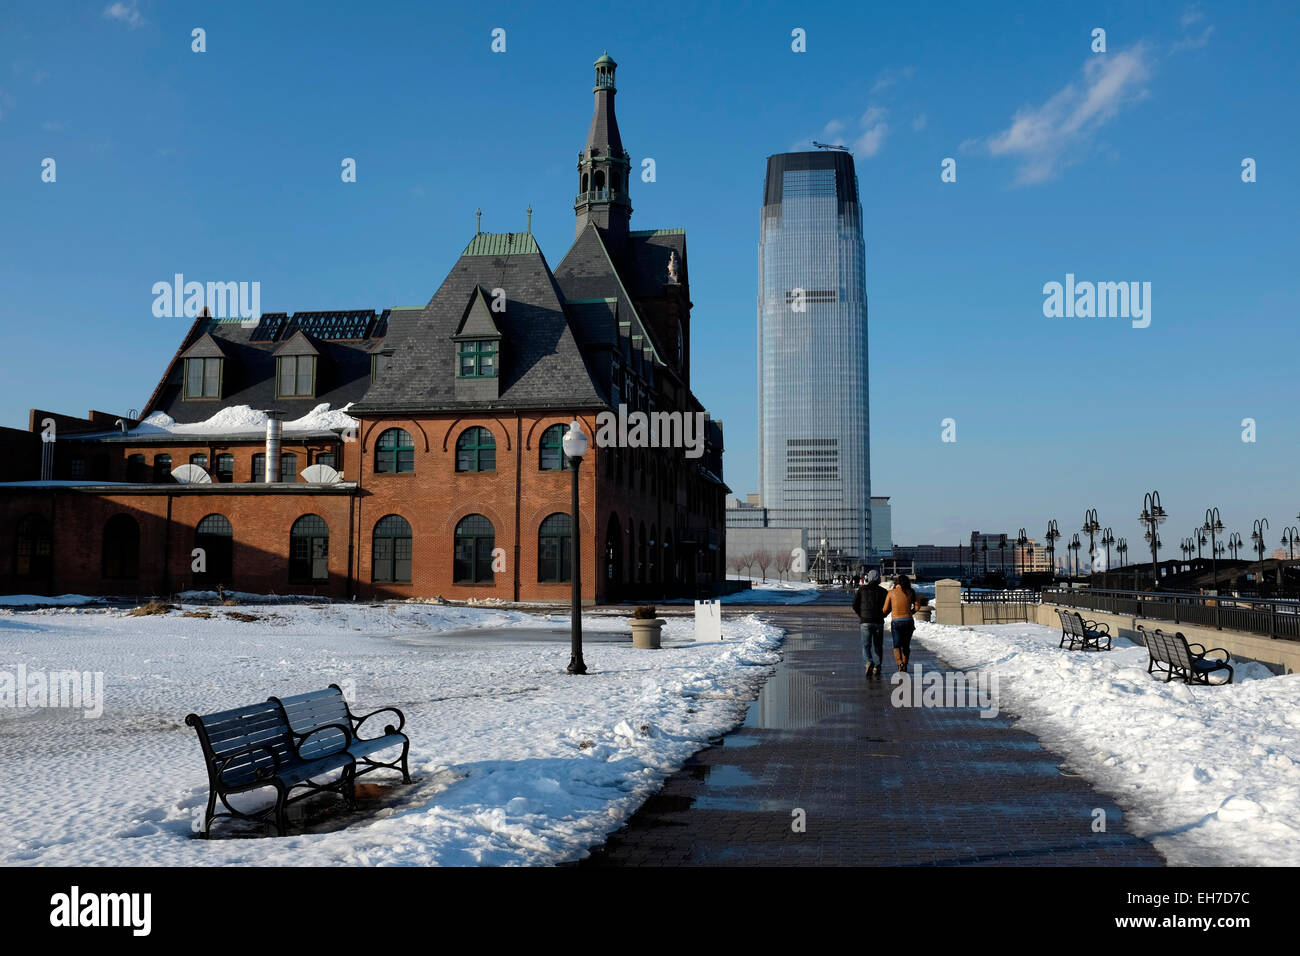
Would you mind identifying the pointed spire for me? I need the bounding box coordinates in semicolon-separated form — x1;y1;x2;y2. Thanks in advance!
574;51;632;247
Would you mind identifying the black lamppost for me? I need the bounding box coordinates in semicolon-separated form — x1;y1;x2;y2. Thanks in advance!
1016;528;1028;582
1180;538;1193;563
1139;491;1167;588
1251;517;1270;563
1280;526;1299;561
1117;537;1129;567
1069;533;1082;580
1082;508;1101;576
1227;532;1243;560
1203;507;1224;597
981;538;989;578
998;533;1007;580
1100;527;1115;576
563;419;588;675
1045;520;1061;584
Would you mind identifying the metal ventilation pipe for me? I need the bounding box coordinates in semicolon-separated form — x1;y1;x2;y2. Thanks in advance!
264;414;282;483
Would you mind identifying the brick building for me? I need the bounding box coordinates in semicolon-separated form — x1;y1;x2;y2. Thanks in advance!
0;53;727;604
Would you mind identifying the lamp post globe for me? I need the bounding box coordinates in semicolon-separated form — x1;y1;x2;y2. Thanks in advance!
563;420;587;675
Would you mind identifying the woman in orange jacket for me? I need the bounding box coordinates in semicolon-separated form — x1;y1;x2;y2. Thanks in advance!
882;574;921;671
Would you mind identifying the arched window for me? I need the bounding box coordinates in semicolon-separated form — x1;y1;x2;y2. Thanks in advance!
215;453;234;483
251;453;266;483
375;428;415;474
279;452;298;483
539;424;571;471
581;172;589;193
127;454;147;482
195;514;233;586
594;170;606;193
538;513;572;582
14;514;52;581
189;453;209;472
372;515;413;583
455;427;496;473
454;514;495;584
102;514;140;580
154;454;173;483
290;515;329;584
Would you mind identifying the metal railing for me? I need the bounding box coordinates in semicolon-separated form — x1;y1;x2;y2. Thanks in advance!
1045;587;1300;641
961;589;1042;604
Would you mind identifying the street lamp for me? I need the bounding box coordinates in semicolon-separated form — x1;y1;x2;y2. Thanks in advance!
1045;520;1061;584
1251;517;1269;563
1069;533;1082;580
1100;527;1115;575
998;533;1007;580
562;419;588;675
1202;507;1224;615
1139;490;1167;588
1227;532;1243;561
1280;526;1299;561
1082;508;1101;576
1016;528;1028;582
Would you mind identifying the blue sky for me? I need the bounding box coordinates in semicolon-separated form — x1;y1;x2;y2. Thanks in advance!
1;1;1296;553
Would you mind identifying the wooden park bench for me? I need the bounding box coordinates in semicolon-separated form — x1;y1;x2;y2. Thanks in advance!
1137;625;1234;685
186;685;410;837
1056;608;1112;651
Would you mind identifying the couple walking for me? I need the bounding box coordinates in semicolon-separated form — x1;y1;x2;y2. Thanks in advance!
851;571;923;678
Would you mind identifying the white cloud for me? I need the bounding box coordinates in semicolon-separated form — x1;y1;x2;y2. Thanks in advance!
984;45;1152;184
1172;25;1214;52
911;113;928;132
1180;3;1206;27
855;122;889;158
822;119;845;137
103;1;144;29
869;65;915;96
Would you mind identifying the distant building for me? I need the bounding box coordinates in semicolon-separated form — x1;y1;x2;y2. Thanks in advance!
757;150;871;563
870;496;892;557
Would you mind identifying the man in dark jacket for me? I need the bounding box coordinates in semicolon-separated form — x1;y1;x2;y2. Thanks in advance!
852;570;887;678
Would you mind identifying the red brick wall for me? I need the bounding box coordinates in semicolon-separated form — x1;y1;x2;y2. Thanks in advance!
0;412;721;603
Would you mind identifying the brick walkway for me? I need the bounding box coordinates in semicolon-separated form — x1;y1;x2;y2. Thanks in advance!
583;601;1165;866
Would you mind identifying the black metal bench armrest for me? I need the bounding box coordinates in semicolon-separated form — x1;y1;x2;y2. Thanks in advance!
216;745;280;785
353;706;406;738
1082;620;1110;634
292;722;353;759
1186;642;1207;654
1199;647;1231;661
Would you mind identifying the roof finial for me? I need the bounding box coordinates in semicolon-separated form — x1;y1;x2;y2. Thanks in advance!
526;205;533;234
475;208;482;234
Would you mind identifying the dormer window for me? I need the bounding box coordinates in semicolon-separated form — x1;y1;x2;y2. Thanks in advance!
184;357;223;399
277;355;316;397
458;340;498;378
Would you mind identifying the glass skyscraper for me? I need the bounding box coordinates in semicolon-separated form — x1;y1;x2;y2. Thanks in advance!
757;151;870;563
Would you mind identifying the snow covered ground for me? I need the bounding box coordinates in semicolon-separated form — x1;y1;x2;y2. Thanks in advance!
660;577;819;606
0;602;782;866
915;621;1300;866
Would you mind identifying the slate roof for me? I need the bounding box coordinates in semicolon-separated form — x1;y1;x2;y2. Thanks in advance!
554;223;670;366
145;312;390;424
350;237;607;414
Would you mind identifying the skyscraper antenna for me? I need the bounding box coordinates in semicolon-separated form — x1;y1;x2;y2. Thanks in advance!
812;141;850;151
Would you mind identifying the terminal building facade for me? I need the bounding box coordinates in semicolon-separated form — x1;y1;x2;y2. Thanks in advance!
0;54;727;604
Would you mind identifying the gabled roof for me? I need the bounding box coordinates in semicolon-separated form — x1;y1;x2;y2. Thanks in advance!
180;332;231;360
554;222;667;367
462;232;541;257
350;238;606;414
452;286;503;340
273;330;321;357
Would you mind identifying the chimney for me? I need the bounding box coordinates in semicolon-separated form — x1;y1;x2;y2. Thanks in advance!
264;412;282;483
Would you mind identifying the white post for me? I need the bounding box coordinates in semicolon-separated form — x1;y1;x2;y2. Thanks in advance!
694;599;723;642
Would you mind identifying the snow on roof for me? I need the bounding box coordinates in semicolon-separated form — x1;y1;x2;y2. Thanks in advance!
121;403;359;438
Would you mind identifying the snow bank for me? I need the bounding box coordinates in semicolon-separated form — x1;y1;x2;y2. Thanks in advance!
0;601;782;866
135;403;358;437
915;620;1300;866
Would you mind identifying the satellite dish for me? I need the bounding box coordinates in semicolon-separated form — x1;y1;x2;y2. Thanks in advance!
171;464;211;484
300;463;342;484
